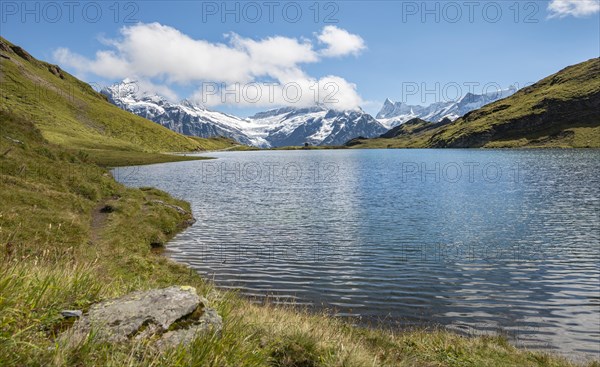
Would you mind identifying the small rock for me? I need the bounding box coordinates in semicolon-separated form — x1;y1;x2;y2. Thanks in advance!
60;310;83;318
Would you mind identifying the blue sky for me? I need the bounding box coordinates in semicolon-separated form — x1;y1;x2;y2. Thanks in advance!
2;0;599;116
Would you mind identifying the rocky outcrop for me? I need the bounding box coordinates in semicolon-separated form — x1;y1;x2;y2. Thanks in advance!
9;45;33;61
47;64;65;79
60;286;221;349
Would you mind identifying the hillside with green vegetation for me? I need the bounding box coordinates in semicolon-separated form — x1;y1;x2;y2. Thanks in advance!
348;58;600;149
0;39;597;366
0;37;240;166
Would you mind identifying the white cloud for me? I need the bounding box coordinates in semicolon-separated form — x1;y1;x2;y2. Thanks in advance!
316;25;366;57
53;23;366;110
54;48;130;79
192;76;362;111
133;78;179;102
227;33;318;79
548;0;600;18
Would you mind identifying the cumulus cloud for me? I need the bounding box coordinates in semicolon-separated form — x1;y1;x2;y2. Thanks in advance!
54;48;130;79
227;33;318;80
317;25;366;57
53;23;366;110
548;0;600;18
132;79;180;102
192;75;362;111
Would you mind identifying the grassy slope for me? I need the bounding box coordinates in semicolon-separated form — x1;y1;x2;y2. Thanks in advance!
350;58;600;149
0;39;597;366
0;37;239;166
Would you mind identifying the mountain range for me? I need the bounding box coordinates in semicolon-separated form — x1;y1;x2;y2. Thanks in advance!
102;82;388;148
376;89;516;128
102;81;518;148
102;80;264;147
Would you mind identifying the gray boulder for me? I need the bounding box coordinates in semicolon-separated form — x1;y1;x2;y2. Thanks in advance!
61;286;221;347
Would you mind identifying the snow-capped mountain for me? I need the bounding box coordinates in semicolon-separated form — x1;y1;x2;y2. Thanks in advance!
102;81;386;147
377;89;516;128
248;106;387;147
101;81;268;147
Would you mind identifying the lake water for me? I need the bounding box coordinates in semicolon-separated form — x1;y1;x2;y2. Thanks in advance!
114;149;600;360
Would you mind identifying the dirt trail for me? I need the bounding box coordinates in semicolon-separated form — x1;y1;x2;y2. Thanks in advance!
89;200;110;245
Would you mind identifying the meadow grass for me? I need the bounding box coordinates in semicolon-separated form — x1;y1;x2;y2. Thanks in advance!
79;149;209;167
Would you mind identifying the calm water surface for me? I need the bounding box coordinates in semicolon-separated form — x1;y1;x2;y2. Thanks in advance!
114;149;600;360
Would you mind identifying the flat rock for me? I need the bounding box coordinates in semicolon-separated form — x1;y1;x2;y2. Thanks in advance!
61;286;221;346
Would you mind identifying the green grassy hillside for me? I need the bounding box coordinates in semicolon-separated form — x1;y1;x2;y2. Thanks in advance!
0;37;239;165
349;58;600;149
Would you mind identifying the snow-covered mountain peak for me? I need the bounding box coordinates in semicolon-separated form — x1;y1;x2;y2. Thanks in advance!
103;80;138;102
102;81;385;148
179;98;199;109
377;88;516;128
